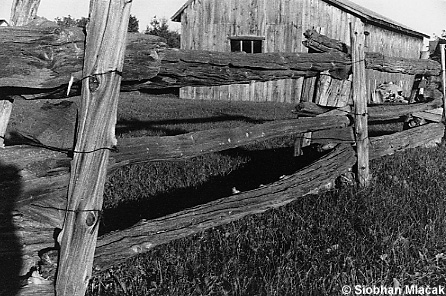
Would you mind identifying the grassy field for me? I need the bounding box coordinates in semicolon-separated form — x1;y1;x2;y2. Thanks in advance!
10;91;446;295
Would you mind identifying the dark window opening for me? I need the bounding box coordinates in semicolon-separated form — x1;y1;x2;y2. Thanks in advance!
242;40;252;53
231;39;241;52
230;38;263;53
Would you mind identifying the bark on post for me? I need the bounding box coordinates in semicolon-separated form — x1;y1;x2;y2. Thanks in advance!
55;0;132;295
0;0;41;147
350;22;370;187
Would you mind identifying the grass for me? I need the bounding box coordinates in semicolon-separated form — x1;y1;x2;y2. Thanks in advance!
89;145;446;296
9;91;446;295
100;92;303;233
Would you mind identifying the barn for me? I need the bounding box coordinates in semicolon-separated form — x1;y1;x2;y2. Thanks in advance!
172;0;429;104
0;19;10;27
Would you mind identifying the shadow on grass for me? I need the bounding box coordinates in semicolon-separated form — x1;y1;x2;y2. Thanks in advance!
99;145;324;235
0;162;23;295
115;115;268;136
137;88;180;96
368;120;404;137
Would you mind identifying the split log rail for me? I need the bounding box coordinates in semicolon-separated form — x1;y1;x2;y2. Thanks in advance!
0;27;441;99
0;4;445;295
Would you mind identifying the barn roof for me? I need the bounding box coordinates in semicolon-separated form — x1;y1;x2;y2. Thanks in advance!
0;19;9;26
171;0;429;39
429;38;446;61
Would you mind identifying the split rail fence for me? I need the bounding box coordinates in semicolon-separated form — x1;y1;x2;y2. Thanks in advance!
0;1;445;295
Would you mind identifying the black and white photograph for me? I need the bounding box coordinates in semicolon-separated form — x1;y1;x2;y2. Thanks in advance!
1;0;446;295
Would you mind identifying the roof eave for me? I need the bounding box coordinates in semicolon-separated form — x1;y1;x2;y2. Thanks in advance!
171;0;193;22
365;18;429;39
171;0;429;38
323;0;428;39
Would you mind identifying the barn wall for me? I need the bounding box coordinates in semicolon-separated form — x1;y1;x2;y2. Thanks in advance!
179;0;424;103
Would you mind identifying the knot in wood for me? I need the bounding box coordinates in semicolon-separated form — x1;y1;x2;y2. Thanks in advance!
89;75;100;92
86;211;96;227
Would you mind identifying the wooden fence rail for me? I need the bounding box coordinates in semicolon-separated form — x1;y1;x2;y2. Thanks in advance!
94;144;356;270
1;118;444;283
0;116;349;208
295;96;444;121
0;27;441;100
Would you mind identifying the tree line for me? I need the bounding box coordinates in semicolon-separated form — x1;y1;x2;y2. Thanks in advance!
55;15;180;48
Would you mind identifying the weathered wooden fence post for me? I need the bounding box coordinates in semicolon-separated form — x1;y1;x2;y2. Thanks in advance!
9;0;41;26
55;0;132;295
350;22;370;186
0;0;41;147
441;44;446;126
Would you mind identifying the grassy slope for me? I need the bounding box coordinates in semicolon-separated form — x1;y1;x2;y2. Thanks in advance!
10;92;446;295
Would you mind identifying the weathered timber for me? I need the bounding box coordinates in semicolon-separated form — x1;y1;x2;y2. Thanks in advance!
300;77;318;102
318;106;353;117
0;26;348;92
369;123;444;159
6;100;77;149
0;116;351;213
351;22;370;187
302;29;441;76
113;116;350;166
0;116;351;288
303;29;350;53
294;96;444;122
0;212;57;279
315;71;352;107
0;27;162;92
0;35;350;95
55;1;132;295
364;52;441;76
0;99;13;147
94;144;356;270
6;121;445;291
294;101;332;116
0;4;42;295
9;144;354;294
311;127;355;146
441;44;446;124
412;108;443;123
152;49;351;86
0;0;41;147
17;285;55;296
98;48;446;90
368;96;443;121
10;0;41;26
0;27;441;98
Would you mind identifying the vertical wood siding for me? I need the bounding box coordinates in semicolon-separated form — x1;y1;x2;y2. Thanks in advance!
179;0;424;103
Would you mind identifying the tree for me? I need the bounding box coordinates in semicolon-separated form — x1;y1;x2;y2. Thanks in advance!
54;15;138;32
145;16;180;48
77;17;88;29
55;15;78;28
128;15;139;32
55;15;87;28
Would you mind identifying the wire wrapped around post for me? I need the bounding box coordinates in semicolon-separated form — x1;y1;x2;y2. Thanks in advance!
350;21;370;187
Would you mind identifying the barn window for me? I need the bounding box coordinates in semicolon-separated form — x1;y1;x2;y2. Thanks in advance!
229;36;264;53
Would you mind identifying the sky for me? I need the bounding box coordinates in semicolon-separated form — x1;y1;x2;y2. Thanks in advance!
1;0;446;38
0;0;185;31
